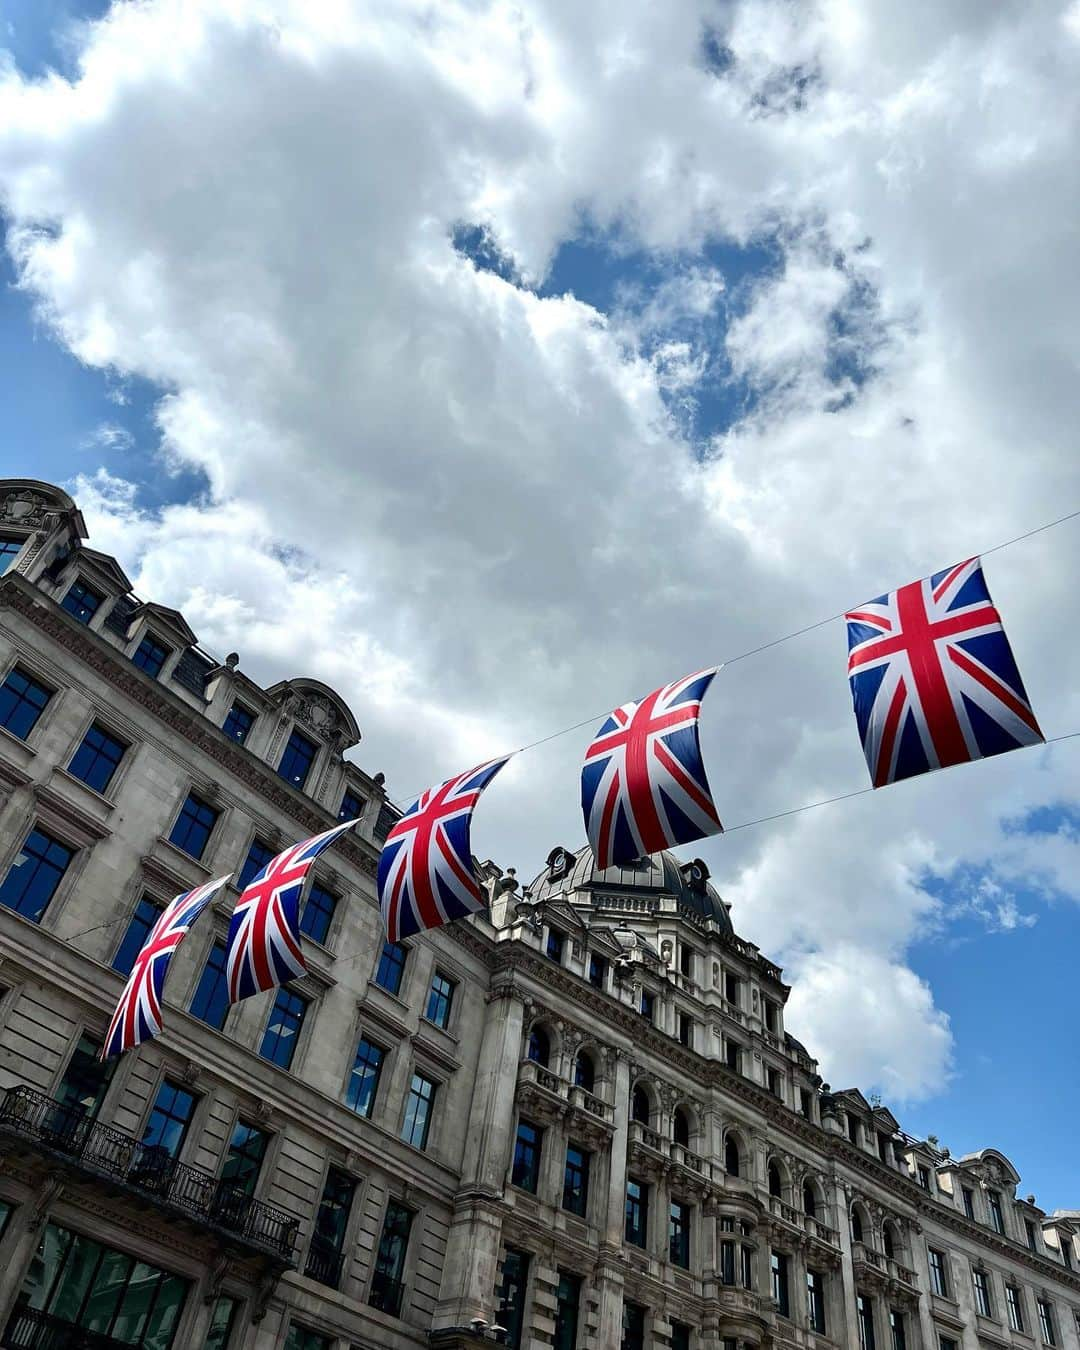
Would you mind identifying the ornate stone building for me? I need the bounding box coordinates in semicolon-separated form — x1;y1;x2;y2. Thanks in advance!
0;477;1077;1350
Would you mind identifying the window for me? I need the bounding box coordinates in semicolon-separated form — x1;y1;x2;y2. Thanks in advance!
222;703;255;744
673;1108;690;1147
889;1308;905;1350
771;1250;790;1318
724;1135;741;1177
0;666;52;738
883;1225;895;1259
306;1166;355;1287
588;953;607;988
679;944;695;979
670;1201;691;1268
512;1119;543;1193
259;987;307;1070
988;1190;1005;1235
574;1052;595;1093
237;838;275;891
141;1081;197;1160
857;1294;875;1350
527;1025;550;1067
0;536;22;572
764;998;779;1032
962;1186;975;1219
219;1121;268;1197
498;1248;531;1350
563;1145;590;1218
1026;1218;1038;1251
879;1133;891;1162
284;1327;331;1350
16;1220;188;1347
917;1165;930;1190
132;634;170;678
554;1271;581;1350
61;579;103;625
973;1268;993;1318
803;1182;817;1218
277;728;318;789
369;1201;413;1317
622;1301;646;1350
725;971;741;1005
1038;1300;1056;1345
769;1163;783;1197
851;1208;864;1243
0;827;73;923
1006;1285;1025;1332
625;1178;648;1248
545;927;565;963
807;1270;826;1333
68;722;126;794
56;1033;113;1121
939;1338;958;1350
721;1231;736;1285
800;1088;813;1118
671;1324;691;1350
767;1066;782;1096
346;1036;385;1117
847;1113;861;1145
189;942;230;1030
425;971;456;1029
725;1040;741;1074
300;881;337;945
375;940;408;995
928;1248;949;1298
742;1240;754;1290
112;895;162;975
339;787;364;821
401;1072;436;1150
678;1012;693;1048
205;1296;238;1350
168;793;218;860
639;989;655;1022
631;1087;650;1124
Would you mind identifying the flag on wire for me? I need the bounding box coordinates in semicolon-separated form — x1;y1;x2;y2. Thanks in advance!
845;556;1043;787
581;668;723;869
103;876;231;1058
225;819;357;1003
377;757;510;942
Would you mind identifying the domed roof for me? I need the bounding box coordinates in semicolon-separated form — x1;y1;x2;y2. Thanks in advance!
528;843;733;933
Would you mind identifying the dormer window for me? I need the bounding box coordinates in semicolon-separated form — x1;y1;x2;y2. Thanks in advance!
222;702;255;744
764;999;779;1033
339;788;364;822
847;1114;861;1146
277;727;318;790
0;536;23;573
61;578;103;625
987;1190;1005;1235
133;634;170;679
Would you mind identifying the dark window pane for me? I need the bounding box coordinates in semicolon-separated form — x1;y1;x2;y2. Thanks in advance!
237;838;275;891
669;1201;691;1268
0;537;22;573
346;1036;385;1117
56;1034;113;1121
61;580;102;625
259;988;307;1070
132;635;169;678
588;954;607;988
141;1081;198;1160
498;1248;531;1350
771;1251;790;1318
0;827;74;923
546;928;564;962
554;1271;581;1350
512;1120;542;1193
222;703;254;744
339;788;364;821
622;1301;646;1350
858;1294;875;1350
375;940;407;995
527;1026;550;1067
625;1178;648;1248
425;972;455;1028
277;729;318;789
219;1121;268;1197
562;1145;590;1217
401;1073;436;1149
0;666;52;739
369;1202;413;1317
300;881;337;945
189;942;230;1030
68;723;126;793
284;1326;332;1350
168;793;218;860
205;1296;238;1350
574;1053;595;1092
306;1166;355;1287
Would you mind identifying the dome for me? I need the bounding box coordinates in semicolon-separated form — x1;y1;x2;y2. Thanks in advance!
527;843;733;933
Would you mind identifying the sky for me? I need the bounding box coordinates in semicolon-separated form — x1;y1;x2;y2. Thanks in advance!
1;0;1079;1206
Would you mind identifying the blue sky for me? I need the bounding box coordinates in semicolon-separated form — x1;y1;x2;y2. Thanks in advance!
2;1;1079;1210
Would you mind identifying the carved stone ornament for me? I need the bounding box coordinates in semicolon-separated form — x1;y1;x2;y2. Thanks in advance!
0;489;50;527
296;694;339;739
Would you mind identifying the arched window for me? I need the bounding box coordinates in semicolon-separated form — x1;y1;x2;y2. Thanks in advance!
574;1051;595;1093
851;1205;864;1244
673;1108;690;1147
803;1182;818;1218
631;1086;651;1125
883;1223;896;1259
725;1134;741;1177
768;1163;782;1198
527;1025;550;1068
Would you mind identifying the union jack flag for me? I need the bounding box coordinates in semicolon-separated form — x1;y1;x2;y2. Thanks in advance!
581;668;723;869
225;819;357;1003
378;757;510;942
846;557;1043;787
103;876;231;1058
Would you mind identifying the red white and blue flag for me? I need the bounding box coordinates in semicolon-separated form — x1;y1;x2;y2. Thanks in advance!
846;557;1043;787
225;819;357;1002
103;876;230;1058
581;668;723;869
377;757;510;942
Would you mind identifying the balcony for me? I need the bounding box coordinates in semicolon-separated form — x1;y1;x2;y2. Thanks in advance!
368;1270;405;1318
304;1244;344;1289
515;1061;614;1133
767;1195;840;1251
0;1085;299;1263
2;1305;132;1349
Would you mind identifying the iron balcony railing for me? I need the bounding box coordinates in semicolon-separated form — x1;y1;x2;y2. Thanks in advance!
2;1304;131;1350
303;1243;344;1289
0;1085;298;1262
368;1270;406;1318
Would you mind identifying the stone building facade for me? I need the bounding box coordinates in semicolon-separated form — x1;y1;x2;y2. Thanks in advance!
0;476;1076;1350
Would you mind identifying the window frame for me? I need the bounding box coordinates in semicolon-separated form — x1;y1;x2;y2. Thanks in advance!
0;824;76;925
928;1247;950;1298
512;1118;543;1194
259;986;310;1071
424;970;457;1030
140;1077;200;1162
807;1269;827;1334
66;719;129;796
669;1199;692;1269
188;940;233;1032
222;702;256;745
374;940;409;997
112;893;165;975
562;1143;590;1219
972;1267;993;1319
0;662;54;742
131;631;172;680
167;790;221;862
1038;1299;1056;1346
1006;1284;1025;1333
345;1033;386;1119
61;577;104;625
277;725;319;791
400;1070;438;1151
299;878;338;947
625;1176;648;1249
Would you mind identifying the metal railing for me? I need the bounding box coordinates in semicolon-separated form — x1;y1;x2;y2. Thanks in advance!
2;1305;131;1349
368;1271;405;1318
304;1244;344;1288
0;1085;298;1261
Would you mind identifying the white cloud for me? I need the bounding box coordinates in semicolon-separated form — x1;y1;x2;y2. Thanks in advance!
3;0;1080;1105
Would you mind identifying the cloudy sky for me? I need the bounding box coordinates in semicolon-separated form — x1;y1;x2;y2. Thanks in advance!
2;0;1079;1202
